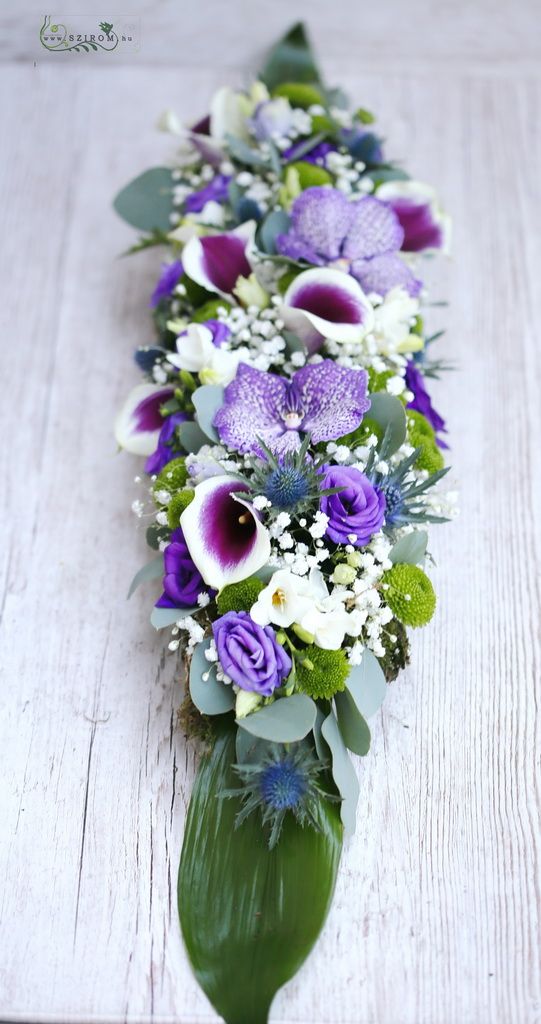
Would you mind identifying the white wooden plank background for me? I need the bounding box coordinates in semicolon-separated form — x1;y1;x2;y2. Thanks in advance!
1;3;540;1022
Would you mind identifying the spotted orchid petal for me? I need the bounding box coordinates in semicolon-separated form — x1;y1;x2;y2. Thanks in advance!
377;180;451;254
180;475;271;590
280;267;374;351
181;222;255;297
114;384;174;456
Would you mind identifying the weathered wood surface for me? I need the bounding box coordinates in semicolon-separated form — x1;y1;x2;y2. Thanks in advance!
1;7;540;1022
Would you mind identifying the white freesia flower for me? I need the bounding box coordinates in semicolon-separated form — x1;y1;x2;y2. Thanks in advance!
250;569;314;628
371;286;421;355
167;324;242;385
298;569;353;650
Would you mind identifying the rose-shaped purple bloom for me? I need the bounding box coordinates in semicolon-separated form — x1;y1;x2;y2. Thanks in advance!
320;465;386;547
150;261;183;308
145;412;189;475
212;611;292;696
156;527;211;609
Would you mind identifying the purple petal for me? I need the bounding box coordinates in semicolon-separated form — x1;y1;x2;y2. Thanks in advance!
288;279;367;325
283;140;336;164
287;187;352;261
405;360;448;442
199;233;251;293
351;252;422;298
213;363;289;454
150;261;183;307
184;173;231;214
201;482;258;568
342;197;403;260
295;360;371;442
389;197;443;251
276;232;327;265
133;390;171;432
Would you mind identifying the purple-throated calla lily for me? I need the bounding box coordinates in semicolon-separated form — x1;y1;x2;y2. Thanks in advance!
180;475;271;590
181;222;255;298
376;181;451;254
114;384;174;456
280;267;374;353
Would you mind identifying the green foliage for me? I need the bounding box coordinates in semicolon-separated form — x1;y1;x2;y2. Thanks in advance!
113;167;174;232
338;416;383;448
367;367;394;394
259;22;323;90
216;576;265;615
153;457;188;496
382;563;436;628
378;618;410;682
167;490;194;528
296;646;350;699
354;106;375;124
288;160;332;188
273;82;324;108
181;273;213;306
178;720;342;1024
407;409;445;473
191;298;231;322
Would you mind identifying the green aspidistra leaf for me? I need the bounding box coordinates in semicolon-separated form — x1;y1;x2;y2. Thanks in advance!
259;22;323;91
178;721;342;1024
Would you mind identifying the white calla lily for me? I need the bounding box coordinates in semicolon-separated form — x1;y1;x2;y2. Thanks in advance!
114;383;173;456
280;268;374;352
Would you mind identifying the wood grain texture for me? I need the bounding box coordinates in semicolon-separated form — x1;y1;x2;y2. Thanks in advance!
1;6;540;1022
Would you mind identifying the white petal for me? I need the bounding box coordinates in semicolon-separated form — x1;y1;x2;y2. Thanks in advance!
167;324;214;372
280;268;374;345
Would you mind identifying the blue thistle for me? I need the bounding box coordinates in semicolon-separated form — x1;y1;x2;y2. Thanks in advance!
363;428;450;531
221;741;334;849
264;464;312;509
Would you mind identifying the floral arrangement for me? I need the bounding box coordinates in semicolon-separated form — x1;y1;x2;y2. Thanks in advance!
114;24;454;1024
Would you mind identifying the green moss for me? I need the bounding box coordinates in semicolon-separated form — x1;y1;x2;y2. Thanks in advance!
153;457;188;496
288;160;332;189
406;409;435;440
296;646;350;699
167;490;194;529
216;577;265;615
367;367;394;394
272;82;324;109
191;298;232;323
415;442;445;474
382;564;436;628
378;618;410;682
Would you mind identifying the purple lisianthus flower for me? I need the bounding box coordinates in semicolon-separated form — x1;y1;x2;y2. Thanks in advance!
145;412;188;475
276;186;421;298
150;261;183;308
213;360;370;457
156;527;212;609
212;611;291;696
405;361;448;448
184;173;231;214
203;319;231;347
319;465;386;547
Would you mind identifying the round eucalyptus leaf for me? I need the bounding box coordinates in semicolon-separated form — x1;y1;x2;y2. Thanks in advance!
192;384;224;442
127;555;163;599
389;530;428;566
368;392;407;455
189;638;235;715
320;710;359;836
113;167;174;232
257;210;291;255
179;420;211;454
237;693;317;742
334;690;371;756
346;649;388;719
150;605;199;630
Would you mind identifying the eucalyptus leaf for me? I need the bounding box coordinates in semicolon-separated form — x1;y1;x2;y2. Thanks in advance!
259;22;323;90
190;639;235;715
113;167;174;232
368;392;407;455
372;166;410;185
256;210;291;255
320;711;359;836
334;689;371;756
150;605;198;629
178;720;342;1024
389;530;428;566
179;420;211;454
127;555;163;599
192;384;224;442
225;133;267;168
235;729;267;764
313;706;329;763
347;650;387;719
236;693;317;742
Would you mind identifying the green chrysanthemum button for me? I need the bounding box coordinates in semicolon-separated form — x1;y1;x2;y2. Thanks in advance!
382;563;436;628
296;646;350;699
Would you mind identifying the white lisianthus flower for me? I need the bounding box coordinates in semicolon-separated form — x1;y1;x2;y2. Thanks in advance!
297;569;353;650
250;569;314;629
167;324;243;385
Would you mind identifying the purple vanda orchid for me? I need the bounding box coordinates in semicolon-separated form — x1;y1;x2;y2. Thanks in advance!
276;186;422;300
280;267;374;353
376;181;451;254
213;360;370;456
180;475;271;590
114;384;175;456
181;221;255;297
